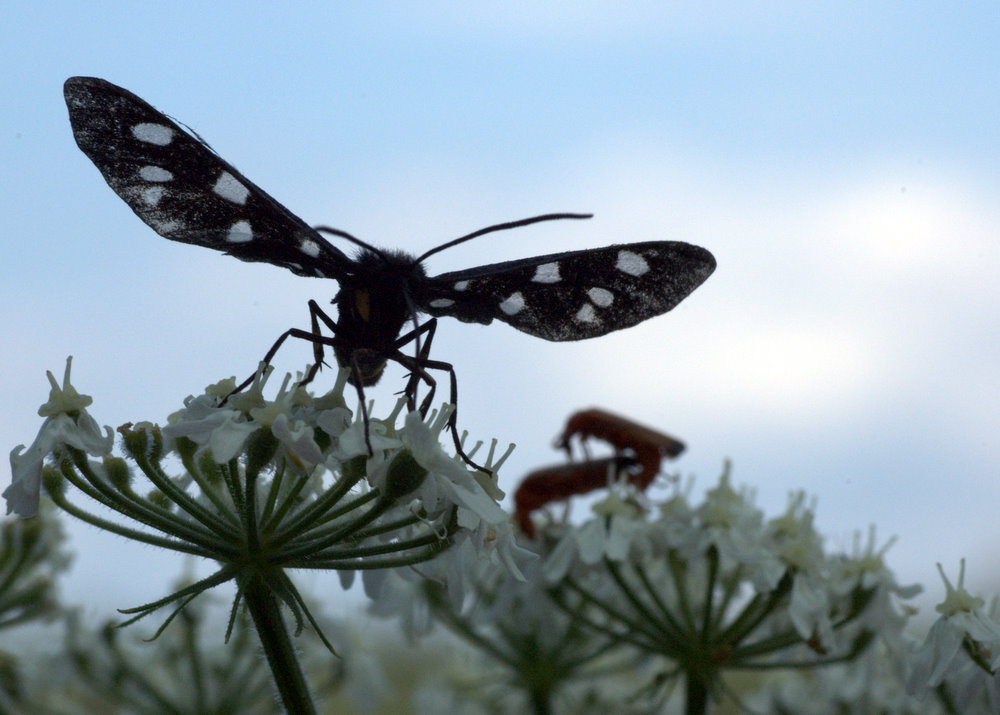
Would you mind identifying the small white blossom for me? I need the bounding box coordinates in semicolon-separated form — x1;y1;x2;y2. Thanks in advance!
163;398;257;463
316;406;352;440
337;418;401;460
908;560;1000;701
270;413;324;466
364;568;435;641
397;410;507;526
788;572;837;648
5;358;113;517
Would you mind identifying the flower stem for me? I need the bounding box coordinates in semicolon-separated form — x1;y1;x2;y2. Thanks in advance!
530;687;552;715
686;671;709;715
242;573;316;715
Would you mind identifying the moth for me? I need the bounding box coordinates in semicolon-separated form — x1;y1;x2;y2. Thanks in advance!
63;77;715;465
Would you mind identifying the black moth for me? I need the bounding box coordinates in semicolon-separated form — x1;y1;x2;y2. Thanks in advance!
63;77;716;467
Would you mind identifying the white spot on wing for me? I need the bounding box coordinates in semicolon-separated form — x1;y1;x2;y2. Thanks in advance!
575;303;597;323
139;165;173;182
616;250;649;276
454;280;469;291
429;298;455;308
141;186;166;206
298;239;320;257
587;287;614;307
227;220;253;243
213;172;250;205
150;218;181;234
499;292;525;315
132;123;174;146
532;262;560;283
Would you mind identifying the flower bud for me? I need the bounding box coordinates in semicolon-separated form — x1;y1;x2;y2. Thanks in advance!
383;450;428;501
104;456;131;490
245;429;278;477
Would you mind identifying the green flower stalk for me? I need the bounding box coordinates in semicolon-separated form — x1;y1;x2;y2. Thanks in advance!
0;506;68;631
422;552;640;715
0;505;70;710
34;602;279;714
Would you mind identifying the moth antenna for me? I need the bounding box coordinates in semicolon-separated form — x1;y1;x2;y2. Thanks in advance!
314;225;389;261
416;212;593;263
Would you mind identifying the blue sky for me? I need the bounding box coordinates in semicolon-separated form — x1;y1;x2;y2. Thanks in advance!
3;3;999;620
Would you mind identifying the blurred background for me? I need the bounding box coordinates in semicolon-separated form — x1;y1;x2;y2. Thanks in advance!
2;3;998;624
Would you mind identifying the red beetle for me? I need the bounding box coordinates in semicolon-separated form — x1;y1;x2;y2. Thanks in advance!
514;409;685;537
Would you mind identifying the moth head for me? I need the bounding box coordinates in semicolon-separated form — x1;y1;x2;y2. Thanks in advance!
337;347;387;387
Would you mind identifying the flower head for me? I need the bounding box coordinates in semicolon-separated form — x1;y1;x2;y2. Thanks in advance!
20;366;516;662
907;560;1000;705
5;357;113;517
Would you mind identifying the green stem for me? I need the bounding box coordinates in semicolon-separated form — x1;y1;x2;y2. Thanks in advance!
242;573;316;715
685;671;709;715
530;686;552;715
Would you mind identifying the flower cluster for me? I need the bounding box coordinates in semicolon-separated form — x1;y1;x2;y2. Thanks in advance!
8;359;1000;713
406;463;932;712
540;465;923;710
2;358;522;712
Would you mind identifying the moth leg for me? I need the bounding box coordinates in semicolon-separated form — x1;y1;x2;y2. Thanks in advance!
394;318;439;411
348;353;375;457
393;350;487;474
226;300;339;399
393;351;437;418
299;299;340;387
227;328;337;400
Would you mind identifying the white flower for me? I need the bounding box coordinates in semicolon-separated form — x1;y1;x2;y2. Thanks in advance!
316;407;352;440
5;358;113;517
270;413;324;466
364;568;435;641
163;398;257;463
542;518;613;583
908;560;1000;700
829;527;921;641
788;572;836;648
337;418;401;461
397;410;507;526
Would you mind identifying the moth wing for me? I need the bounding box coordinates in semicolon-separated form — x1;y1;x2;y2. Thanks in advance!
64;76;352;280
420;241;715;341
